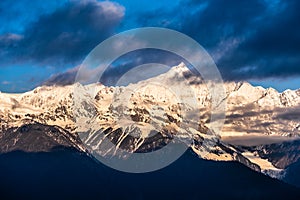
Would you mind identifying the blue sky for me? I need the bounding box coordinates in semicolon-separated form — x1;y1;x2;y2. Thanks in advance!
0;0;300;92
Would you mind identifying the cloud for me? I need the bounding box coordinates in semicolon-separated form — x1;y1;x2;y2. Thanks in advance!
0;0;125;67
43;66;78;86
0;0;68;34
43;48;185;86
218;0;300;80
274;105;300;121
1;80;10;85
135;0;300;80
2;0;300;89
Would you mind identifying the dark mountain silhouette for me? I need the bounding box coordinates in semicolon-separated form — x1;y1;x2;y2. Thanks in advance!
0;148;299;200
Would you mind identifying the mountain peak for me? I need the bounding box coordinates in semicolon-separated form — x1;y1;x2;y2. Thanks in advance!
152;62;199;84
174;62;189;71
1;63;300;177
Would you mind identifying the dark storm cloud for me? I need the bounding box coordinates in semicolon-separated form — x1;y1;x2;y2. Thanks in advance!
0;0;67;34
19;0;300;87
0;0;124;66
136;0;300;80
181;0;266;48
43;66;78;86
218;0;300;80
136;0;266;48
43;48;186;86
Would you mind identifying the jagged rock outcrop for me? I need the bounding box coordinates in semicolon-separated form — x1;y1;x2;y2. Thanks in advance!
0;63;299;178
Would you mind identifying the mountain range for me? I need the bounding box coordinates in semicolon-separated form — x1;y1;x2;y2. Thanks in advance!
1;63;300;194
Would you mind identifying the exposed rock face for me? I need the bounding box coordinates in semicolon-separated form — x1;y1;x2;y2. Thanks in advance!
0;122;85;153
255;140;300;169
0;63;299;179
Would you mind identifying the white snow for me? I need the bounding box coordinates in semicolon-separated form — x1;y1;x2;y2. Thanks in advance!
0;63;300;174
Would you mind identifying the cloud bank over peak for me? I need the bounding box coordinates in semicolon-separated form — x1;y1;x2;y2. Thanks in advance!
1;0;300;92
135;0;300;81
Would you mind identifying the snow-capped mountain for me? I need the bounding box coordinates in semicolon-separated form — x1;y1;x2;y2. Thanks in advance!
0;63;300;179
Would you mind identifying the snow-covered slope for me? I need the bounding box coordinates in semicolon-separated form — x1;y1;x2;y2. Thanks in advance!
0;63;300;178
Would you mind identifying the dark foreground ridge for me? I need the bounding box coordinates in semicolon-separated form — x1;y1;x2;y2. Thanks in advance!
0;148;299;200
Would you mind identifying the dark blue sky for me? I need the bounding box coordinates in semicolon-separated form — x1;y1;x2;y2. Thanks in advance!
0;0;300;92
